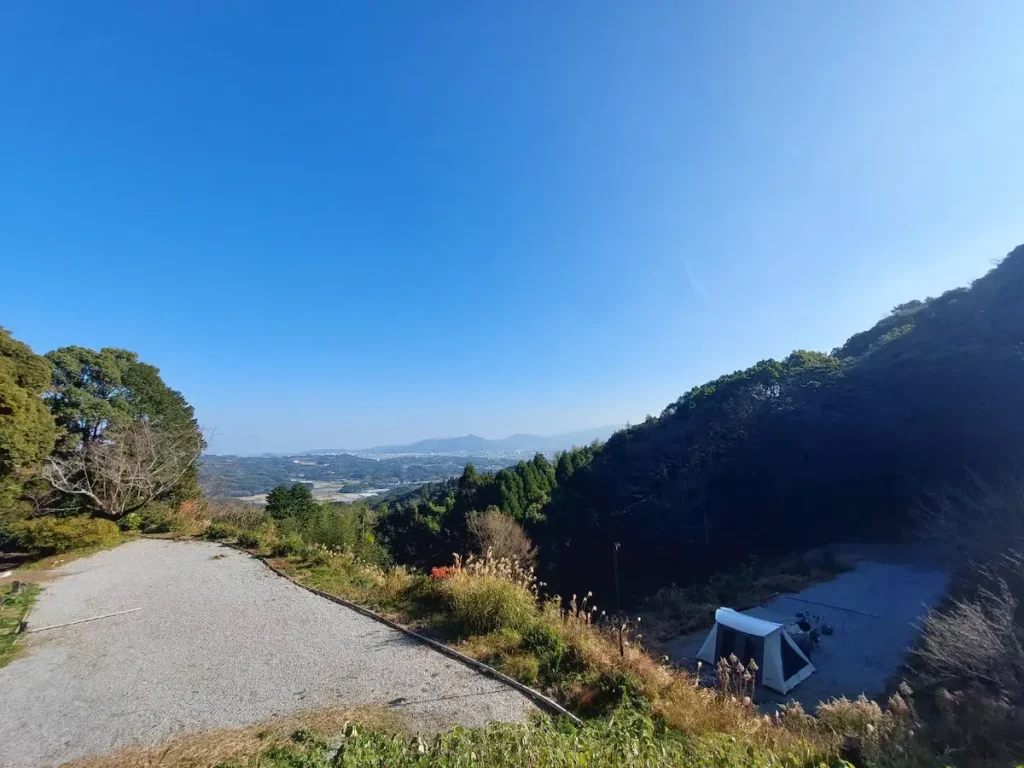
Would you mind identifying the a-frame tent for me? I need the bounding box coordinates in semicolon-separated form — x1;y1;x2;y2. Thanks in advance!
696;607;815;695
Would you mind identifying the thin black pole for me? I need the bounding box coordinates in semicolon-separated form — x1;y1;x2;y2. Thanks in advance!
613;542;621;614
613;542;624;657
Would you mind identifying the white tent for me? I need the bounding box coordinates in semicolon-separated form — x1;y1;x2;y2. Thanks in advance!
697;607;815;694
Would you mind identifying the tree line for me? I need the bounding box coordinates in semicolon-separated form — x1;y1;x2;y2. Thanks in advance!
374;445;599;566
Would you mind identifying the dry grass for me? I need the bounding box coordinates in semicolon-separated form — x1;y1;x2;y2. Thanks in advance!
440;556;837;756
915;569;1022;688
908;476;1024;765
438;552;538;634
62;705;407;768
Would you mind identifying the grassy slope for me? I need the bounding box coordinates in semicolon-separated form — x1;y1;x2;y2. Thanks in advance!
0;582;39;668
205;528;934;767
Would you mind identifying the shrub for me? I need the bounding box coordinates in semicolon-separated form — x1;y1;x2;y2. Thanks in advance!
205;521;239;541
468;508;536;565
910;558;1024;764
272;532;305;558
499;653;540;685
119;512;143;531
236;530;265;550
5;516;120;554
915;573;1022;689
209;505;267;531
301;542;333;566
138;502;180;533
376;565;415;605
814;688;931;767
300;504;360;550
584;671;647;715
441;569;536;635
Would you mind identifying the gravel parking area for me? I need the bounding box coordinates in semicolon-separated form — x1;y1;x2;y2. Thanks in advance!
0;539;537;768
664;553;950;712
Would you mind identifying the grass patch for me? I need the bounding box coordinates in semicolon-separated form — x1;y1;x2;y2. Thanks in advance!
79;706;855;768
0;582;40;668
61;705;406;768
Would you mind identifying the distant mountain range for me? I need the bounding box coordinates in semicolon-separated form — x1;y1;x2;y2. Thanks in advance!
303;426;623;456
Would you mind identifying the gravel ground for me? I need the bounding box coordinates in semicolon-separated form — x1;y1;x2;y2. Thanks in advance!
664;555;950;712
0;539;537;768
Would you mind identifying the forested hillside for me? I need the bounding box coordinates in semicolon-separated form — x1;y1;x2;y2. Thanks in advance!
380;245;1024;600
543;245;1024;599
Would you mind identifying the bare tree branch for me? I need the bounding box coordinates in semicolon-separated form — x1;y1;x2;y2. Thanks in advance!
42;421;204;519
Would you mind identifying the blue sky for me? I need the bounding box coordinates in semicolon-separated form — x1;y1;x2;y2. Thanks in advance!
2;1;1022;455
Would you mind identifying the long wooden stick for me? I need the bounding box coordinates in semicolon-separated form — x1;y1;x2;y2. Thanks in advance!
779;595;881;618
27;607;143;633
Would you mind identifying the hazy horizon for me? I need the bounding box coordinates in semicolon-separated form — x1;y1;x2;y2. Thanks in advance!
3;2;1021;455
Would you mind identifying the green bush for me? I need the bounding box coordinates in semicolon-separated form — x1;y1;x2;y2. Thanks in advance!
138;502;180;534
587;671;647;714
498;652;540;686
204;521;239;541
236;530;265;549
301;543;333;566
272;532;305;557
521;622;585;684
119;512;143;532
5;516;120;554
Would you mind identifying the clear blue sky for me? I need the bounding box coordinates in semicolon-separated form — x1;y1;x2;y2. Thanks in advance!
2;2;1022;455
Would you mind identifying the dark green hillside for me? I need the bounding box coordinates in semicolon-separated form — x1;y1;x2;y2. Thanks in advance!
539;245;1024;599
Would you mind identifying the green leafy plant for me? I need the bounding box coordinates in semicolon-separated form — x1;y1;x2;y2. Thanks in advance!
204;521;239;541
118;512;143;531
0;583;40;668
236;530;265;550
272;532;305;558
4;516;120;554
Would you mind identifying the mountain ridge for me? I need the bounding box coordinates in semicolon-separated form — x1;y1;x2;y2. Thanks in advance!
313;426;623;456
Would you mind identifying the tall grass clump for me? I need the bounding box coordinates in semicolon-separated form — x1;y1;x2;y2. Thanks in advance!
911;476;1024;765
437;551;538;634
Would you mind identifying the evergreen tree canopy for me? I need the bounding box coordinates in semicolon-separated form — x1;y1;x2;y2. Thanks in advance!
0;328;58;518
266;483;319;521
45;346;203;455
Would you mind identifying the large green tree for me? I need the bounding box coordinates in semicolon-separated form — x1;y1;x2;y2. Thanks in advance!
0;328;58;520
46;347;191;449
266;483;318;521
42;346;205;514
